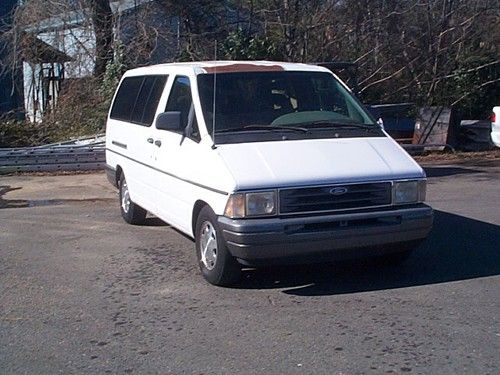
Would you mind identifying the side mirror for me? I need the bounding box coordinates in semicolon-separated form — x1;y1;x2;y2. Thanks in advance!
156;111;181;131
377;117;385;130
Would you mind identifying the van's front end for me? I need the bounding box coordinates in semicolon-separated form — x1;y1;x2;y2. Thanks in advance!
215;138;432;265
196;62;433;268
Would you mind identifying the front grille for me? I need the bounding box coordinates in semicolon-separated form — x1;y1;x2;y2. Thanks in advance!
279;182;392;214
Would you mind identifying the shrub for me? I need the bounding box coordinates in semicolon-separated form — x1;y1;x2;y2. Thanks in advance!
0;55;126;148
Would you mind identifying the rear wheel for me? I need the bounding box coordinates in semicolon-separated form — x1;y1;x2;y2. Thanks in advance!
195;206;241;286
119;174;147;225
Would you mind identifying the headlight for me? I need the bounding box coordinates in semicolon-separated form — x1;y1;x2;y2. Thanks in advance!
224;191;277;218
246;191;276;216
393;180;426;204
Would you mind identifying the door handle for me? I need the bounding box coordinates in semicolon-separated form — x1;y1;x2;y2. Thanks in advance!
147;137;154;144
154;140;162;147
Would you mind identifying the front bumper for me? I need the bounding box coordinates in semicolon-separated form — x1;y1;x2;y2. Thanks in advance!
218;205;433;265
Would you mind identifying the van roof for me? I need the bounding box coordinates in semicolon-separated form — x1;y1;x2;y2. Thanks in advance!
124;61;329;76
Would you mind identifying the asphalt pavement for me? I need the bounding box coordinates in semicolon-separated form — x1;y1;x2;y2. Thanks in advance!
1;160;499;374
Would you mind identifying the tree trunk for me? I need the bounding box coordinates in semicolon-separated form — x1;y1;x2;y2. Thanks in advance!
88;0;113;77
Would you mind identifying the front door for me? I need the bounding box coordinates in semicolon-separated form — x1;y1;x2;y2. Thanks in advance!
149;75;202;233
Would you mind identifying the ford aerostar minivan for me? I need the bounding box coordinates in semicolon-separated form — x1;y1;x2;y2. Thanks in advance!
105;61;433;286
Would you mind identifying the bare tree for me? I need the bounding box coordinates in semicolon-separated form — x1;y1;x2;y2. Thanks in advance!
2;0;498;122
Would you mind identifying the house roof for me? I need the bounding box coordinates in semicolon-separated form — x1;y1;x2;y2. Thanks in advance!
20;32;72;64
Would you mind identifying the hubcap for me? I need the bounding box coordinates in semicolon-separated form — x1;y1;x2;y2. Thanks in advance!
121;180;130;213
200;221;217;270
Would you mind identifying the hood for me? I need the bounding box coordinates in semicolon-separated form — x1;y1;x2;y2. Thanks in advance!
217;137;424;191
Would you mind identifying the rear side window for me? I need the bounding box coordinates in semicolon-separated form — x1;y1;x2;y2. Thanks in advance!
110;75;167;126
110;77;143;121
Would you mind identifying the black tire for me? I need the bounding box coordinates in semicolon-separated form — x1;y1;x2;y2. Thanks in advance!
119;174;147;225
195;206;241;286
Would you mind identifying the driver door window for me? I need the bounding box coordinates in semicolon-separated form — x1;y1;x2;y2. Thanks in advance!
165;76;200;141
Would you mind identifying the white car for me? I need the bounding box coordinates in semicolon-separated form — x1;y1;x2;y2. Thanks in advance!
491;106;500;147
105;61;433;286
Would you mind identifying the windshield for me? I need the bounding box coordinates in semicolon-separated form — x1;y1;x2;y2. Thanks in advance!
197;71;377;137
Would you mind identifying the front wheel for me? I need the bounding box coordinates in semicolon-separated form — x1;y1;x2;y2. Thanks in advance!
195;206;241;286
119;174;147;225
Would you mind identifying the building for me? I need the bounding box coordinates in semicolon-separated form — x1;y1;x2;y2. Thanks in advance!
19;0;179;122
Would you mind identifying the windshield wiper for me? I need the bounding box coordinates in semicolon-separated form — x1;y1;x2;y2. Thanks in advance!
216;124;308;134
244;124;308;133
295;120;380;132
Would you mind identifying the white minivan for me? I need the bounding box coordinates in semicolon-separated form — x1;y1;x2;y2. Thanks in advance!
105;61;433;286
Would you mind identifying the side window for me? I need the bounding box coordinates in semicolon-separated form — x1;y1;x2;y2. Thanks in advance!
164;76;200;141
110;75;167;125
141;76;167;125
130;77;155;124
110;76;143;121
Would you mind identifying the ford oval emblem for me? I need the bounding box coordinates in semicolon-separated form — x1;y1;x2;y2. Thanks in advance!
330;187;348;196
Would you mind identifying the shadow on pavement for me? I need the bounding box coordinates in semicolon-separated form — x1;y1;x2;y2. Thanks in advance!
144;216;170;227
0;185;28;209
237;210;500;295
